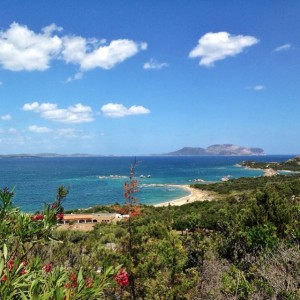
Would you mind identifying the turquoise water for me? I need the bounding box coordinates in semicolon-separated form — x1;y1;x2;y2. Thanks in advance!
0;155;294;212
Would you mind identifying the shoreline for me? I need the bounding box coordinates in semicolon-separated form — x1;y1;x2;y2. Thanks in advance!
154;185;214;207
236;164;278;177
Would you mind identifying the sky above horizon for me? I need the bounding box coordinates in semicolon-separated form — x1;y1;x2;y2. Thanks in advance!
0;0;299;155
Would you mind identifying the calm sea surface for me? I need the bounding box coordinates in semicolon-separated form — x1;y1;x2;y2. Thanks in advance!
0;155;294;212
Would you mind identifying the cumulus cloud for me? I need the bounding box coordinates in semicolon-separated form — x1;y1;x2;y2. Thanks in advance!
274;43;291;52
42;23;63;35
62;37;147;70
0;22;62;71
143;58;168;70
29;125;52;133
189;32;259;67
23;102;94;123
0;114;11;121
0;23;147;72
101;103;150;118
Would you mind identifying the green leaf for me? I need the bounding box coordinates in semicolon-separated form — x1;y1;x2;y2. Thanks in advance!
54;287;65;300
0;258;4;276
19;290;29;300
77;267;83;282
105;265;120;276
3;244;7;260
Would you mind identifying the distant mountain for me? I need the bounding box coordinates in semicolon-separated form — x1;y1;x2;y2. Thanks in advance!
0;145;265;158
164;144;265;156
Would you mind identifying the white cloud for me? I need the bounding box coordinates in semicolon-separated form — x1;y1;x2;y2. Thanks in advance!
0;114;11;121
57;128;78;137
274;43;291;52
253;85;265;91
0;22;62;71
23;102;58;112
62;37;147;70
189;32;259;67
66;72;83;83
56;128;93;139
246;85;265;91
143;58;168;70
29;125;52;133
42;23;63;35
101;103;150;118
23;102;94;123
0;23;147;72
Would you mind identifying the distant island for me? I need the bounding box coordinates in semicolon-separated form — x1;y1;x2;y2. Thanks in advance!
0;144;265;158
164;144;265;156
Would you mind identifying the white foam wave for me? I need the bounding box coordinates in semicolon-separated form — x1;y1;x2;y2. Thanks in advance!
98;175;127;180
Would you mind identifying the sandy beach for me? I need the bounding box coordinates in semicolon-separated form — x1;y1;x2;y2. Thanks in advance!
154;185;214;207
263;168;278;176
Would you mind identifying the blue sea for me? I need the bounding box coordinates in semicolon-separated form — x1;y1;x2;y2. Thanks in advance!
0;155;294;212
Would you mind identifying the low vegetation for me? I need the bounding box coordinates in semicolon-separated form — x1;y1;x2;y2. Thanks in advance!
241;155;300;171
1;161;300;299
192;173;300;195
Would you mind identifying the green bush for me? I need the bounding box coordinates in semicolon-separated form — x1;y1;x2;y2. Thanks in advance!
0;187;119;299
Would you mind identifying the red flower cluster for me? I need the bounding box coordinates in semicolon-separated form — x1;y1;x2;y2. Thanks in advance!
65;273;78;289
8;259;14;271
56;213;64;221
1;275;7;282
6;259;27;275
114;268;129;286
30;214;44;221
19;268;26;275
85;277;94;288
43;263;52;273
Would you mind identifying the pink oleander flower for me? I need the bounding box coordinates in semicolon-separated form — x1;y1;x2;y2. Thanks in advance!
19;268;26;275
43;263;52;273
114;268;129;286
64;273;78;290
56;213;64;221
31;213;44;221
8;259;14;271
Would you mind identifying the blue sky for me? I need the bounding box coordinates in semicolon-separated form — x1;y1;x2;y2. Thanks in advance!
0;0;299;155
